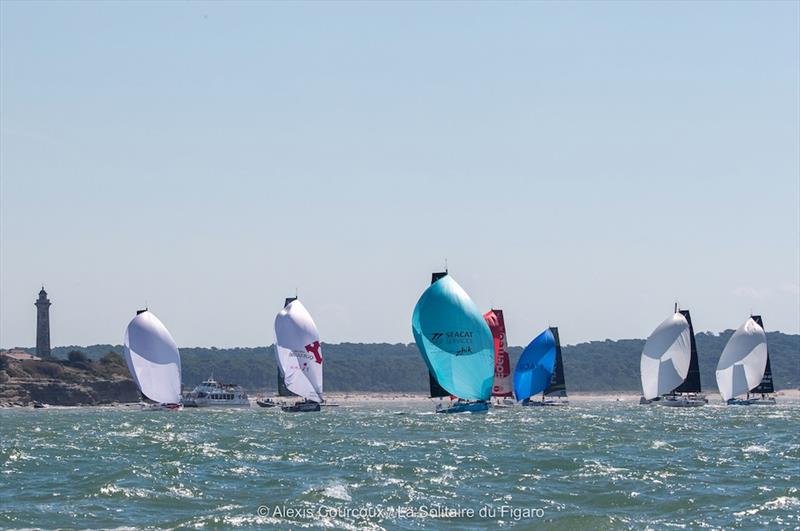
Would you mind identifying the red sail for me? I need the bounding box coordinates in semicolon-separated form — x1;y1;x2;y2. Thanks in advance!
484;309;513;397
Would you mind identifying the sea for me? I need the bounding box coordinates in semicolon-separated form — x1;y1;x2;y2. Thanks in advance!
1;399;798;530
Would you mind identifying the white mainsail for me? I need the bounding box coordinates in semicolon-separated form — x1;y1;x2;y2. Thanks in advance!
274;300;323;403
123;311;182;404
640;313;692;400
715;317;767;401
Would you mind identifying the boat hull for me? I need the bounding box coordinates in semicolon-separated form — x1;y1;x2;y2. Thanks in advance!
522;400;568;407
727;396;776;406
436;401;490;414
140;402;183;411
656;394;707;407
181;398;250;408
256;400;277;408
281;401;321;413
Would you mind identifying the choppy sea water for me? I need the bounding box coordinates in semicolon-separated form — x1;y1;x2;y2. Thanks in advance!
1;399;798;530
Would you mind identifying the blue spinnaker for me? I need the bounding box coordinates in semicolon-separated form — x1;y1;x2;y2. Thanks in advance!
412;275;494;401
513;329;557;401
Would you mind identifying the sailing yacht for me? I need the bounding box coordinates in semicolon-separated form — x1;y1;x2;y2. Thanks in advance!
412;271;495;414
274;297;323;412
123;309;183;411
716;316;775;405
484;309;514;408
513;328;557;406
528;327;568;406
639;307;707;407
742;316;777;404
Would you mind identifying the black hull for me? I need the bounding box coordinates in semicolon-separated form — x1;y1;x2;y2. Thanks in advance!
281;401;321;412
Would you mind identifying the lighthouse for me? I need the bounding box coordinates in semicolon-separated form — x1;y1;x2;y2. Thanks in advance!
35;287;51;358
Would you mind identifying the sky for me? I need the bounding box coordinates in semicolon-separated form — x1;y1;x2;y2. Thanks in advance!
1;1;798;349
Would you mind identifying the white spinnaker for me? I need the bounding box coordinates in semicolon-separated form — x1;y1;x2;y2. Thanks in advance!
274;300;323;402
123;311;182;404
640;313;692;399
715;318;767;401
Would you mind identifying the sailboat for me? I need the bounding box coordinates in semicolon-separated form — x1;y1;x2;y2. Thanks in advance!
538;327;568;406
639;307;707;407
716;316;775;405
513;328;556;406
484;309;514;407
412;271;495;414
257;298;300;408
274;297;323;412
745;315;777;404
123;309;183;410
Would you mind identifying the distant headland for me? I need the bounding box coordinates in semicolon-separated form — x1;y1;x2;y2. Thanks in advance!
2;330;797;407
1;287;798;406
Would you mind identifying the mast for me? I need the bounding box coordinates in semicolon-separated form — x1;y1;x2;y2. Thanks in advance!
542;327;567;399
748;315;774;395
673;309;702;394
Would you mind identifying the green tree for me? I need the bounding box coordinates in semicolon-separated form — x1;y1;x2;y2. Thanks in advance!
67;350;89;364
100;351;124;366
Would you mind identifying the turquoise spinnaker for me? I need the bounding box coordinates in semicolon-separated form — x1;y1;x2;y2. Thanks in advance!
411;275;494;401
513;329;557;401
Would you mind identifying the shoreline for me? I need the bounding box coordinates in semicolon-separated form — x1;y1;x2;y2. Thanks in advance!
2;389;797;409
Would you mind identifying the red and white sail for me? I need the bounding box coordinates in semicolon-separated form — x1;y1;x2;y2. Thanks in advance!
484;309;513;397
274;300;323;403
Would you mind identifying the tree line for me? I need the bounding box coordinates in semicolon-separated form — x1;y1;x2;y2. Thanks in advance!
38;329;799;393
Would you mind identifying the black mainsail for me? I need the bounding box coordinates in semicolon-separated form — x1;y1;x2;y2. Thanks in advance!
673;309;702;394
542;327;568;398
749;315;774;394
276;297;299;397
427;271;451;398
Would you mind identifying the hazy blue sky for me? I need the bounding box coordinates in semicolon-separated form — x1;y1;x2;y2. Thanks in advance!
1;1;798;348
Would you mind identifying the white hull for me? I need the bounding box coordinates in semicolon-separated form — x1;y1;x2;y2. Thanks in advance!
182;397;250;408
640;395;707;407
657;394;707;407
183;377;250;408
492;398;515;408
